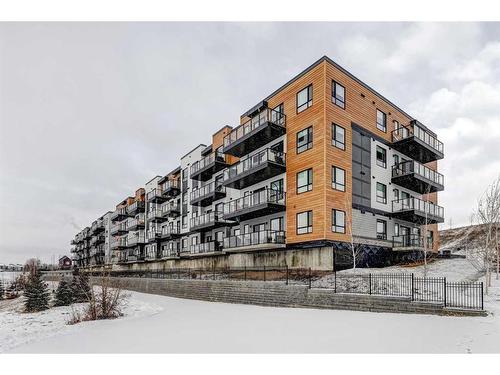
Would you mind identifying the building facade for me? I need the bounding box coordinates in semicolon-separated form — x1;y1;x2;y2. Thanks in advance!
70;56;444;269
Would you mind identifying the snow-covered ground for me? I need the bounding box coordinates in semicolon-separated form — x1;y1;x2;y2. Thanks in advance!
1;276;499;354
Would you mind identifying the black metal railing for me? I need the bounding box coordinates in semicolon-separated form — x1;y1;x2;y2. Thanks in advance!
223;188;285;217
392;160;444;186
190;241;221;255
160;179;180;194
190;181;226;202
191;151;226;176
223;107;286;148
392;197;444;219
86;267;484;311
223;230;286;249
223;148;286;182
392;120;444;154
393;234;433;249
190;211;228;229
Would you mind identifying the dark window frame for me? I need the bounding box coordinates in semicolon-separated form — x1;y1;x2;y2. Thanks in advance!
332;80;346;109
296;126;313;154
376;219;387;240
332;209;346;233
296;211;313;235
376;145;387;168
376;109;387;132
332;123;346;150
376;182;387;204
296;84;313;113
297;168;313;194
332;166;346;192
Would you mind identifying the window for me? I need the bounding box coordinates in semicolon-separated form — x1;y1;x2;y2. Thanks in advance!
427;230;434;247
376;146;387;168
376;109;387;132
376;182;387;204
270;178;284;193
272;103;285;125
191;236;198;246
332;80;345;109
332;209;345;233
376;220;387;240
297;84;313;113
332;166;345;192
182;215;187;229
297;168;313;194
270;217;284;231
393;188;400;201
297;211;313;234
332;124;345;150
393;154;400;167
394;120;400;132
297;126;313;153
394;223;400;237
182;238;187;249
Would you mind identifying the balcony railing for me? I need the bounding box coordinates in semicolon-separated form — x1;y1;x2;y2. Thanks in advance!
162;243;180;258
224;230;286;250
161;202;180;217
223;108;286;151
223;188;285;220
110;237;128;250
147;208;168;223
146;188;165;202
127;201;145;215
223;148;286;189
392;120;444;163
392;160;444;194
111;207;129;222
393;234;433;249
147;229;162;242
190;151;228;180
160;180;180;197
110;222;128;235
190;211;231;231
127;216;145;230
190;241;222;255
161;225;181;239
127;233;146;247
392;197;445;224
190;181;226;206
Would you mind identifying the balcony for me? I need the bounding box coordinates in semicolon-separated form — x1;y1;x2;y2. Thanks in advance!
190;181;226;207
190;211;235;232
91;220;105;234
90;234;105;245
224;230;286;252
160;180;180;198
126;233;146;248
190;152;229;181
190;241;222;256
392;120;444;163
111;208;130;223
127;216;145;231
223;148;286;189
162;242;180;258
146;188;168;204
147;229;162;243
392;197;445;224
161;202;181;218
223;108;286;157
110;222;128;236
392;160;444;194
223;189;286;221
147;209;168;223
110;237;128;250
127;201;145;215
392;234;433;251
160;225;182;240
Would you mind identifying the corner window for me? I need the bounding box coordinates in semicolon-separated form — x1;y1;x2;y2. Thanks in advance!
297;84;313;113
332;124;345;150
296;126;313;154
376;109;387;132
332;209;345;233
376;146;387;168
297;211;313;234
272;103;285;125
297;169;313;194
376;182;387;204
332;166;345;192
376;220;387;240
332;80;345;109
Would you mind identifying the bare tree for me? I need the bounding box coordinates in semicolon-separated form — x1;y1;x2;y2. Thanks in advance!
344;195;363;270
420;182;434;277
468;175;500;294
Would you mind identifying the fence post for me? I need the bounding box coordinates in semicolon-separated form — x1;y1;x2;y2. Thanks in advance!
481;282;484;310
334;270;337;293
369;273;372;295
244;266;247;281
263;265;266;282
308;268;311;289
286;266;289;285
213;264;215;281
443;277;447;307
411;273;414;301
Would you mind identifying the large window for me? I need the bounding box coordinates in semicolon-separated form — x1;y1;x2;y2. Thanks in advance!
270;178;284;193
376;109;387;132
376;182;387;204
376;220;387;240
270;217;284;231
332;123;345;150
297;126;313;154
332;80;345;109
376;146;387;168
297;84;313;113
297;168;313;194
272;103;285;124
332;209;345;233
297;211;313;234
332;166;345;191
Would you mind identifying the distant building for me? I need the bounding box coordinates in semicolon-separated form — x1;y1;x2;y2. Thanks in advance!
58;255;72;270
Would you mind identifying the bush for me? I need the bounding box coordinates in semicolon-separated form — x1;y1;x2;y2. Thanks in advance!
24;270;50;312
54;279;73;306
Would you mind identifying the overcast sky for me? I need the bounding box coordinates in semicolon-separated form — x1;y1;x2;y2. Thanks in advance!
1;22;499;264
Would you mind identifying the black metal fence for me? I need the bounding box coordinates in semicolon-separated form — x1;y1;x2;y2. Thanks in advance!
85;266;484;311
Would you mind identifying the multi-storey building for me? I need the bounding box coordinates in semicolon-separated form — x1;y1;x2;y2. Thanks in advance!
70;56;444;269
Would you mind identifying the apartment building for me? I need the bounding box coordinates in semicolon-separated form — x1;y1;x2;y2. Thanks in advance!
70;56;444;269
